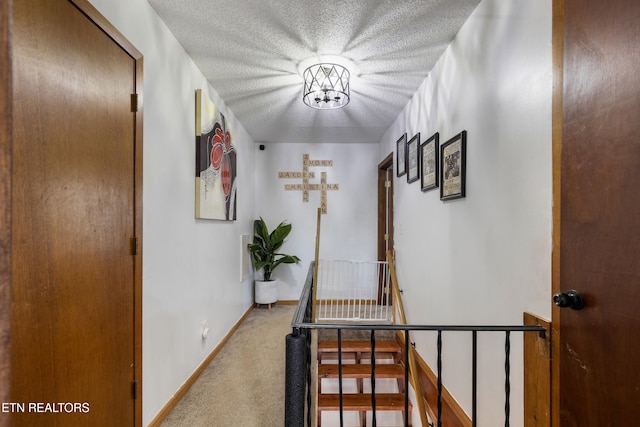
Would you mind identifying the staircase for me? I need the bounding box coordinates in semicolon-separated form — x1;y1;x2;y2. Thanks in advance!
317;332;412;426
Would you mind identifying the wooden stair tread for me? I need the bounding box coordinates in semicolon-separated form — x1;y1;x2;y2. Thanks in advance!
318;363;405;379
318;393;410;411
318;339;401;353
318;353;397;362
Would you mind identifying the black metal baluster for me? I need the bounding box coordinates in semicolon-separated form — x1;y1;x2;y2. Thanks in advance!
306;329;312;427
505;331;511;427
338;329;344;427
307;285;313;427
437;330;442;427
472;331;477;427
371;329;377;427
404;330;409;427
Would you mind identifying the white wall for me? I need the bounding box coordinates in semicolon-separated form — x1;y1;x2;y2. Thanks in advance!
86;0;256;424
254;142;379;300
378;0;552;425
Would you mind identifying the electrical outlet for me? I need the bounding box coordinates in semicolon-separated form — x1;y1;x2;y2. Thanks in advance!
201;321;210;340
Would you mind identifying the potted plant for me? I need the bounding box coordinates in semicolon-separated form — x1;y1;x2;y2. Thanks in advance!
247;217;301;306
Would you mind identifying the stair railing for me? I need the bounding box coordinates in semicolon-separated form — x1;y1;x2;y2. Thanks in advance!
286;209;547;426
387;249;430;427
288;263;547;426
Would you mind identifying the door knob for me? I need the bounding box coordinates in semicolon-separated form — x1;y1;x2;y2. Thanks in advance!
553;290;584;310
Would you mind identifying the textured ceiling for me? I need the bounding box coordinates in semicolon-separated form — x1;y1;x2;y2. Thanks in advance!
147;0;480;144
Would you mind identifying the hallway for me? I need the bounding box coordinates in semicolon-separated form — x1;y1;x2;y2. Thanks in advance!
5;1;639;425
161;305;295;427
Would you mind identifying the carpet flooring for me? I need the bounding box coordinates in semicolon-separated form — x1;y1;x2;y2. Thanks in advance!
160;304;296;427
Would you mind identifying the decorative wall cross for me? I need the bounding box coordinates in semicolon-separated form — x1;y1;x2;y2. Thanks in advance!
278;154;339;214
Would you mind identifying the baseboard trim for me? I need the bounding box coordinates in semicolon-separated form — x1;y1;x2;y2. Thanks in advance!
147;305;255;427
277;299;299;305
396;332;471;427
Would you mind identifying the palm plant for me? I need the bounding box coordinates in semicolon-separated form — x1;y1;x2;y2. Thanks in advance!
247;217;301;281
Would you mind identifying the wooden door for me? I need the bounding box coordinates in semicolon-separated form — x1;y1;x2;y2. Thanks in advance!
378;153;394;303
554;0;640;424
0;1;12;427
378;153;395;261
11;0;140;425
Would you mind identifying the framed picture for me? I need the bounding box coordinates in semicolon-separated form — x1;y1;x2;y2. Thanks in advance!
195;89;237;220
440;130;467;201
406;133;420;183
420;132;439;192
396;133;407;177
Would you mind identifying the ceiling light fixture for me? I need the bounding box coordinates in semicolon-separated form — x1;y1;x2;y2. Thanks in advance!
302;63;350;109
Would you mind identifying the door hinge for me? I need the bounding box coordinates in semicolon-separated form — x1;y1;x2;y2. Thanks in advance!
385;180;392;188
131;237;139;256
131;93;140;112
132;380;138;400
384;234;390;241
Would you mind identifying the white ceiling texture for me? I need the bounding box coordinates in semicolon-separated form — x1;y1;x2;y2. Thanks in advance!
147;0;481;144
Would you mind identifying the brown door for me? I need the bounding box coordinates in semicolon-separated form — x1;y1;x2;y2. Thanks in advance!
0;2;12;427
378;153;394;303
11;0;138;425
555;0;640;425
378;153;395;261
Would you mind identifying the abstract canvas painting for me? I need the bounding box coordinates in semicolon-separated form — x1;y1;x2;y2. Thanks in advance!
195;89;237;220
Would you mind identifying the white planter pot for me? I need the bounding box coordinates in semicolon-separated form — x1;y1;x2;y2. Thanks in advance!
255;279;278;305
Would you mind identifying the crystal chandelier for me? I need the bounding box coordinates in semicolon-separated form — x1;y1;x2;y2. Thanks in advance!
302;63;350;109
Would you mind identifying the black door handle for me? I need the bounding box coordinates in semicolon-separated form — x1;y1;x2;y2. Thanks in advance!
553;290;584;310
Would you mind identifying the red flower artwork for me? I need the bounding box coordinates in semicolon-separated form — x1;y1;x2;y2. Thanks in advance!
209;124;235;198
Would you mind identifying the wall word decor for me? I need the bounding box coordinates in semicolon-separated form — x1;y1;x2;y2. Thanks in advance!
278;154;339;214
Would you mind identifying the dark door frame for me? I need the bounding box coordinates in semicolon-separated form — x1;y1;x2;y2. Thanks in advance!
0;2;13;426
377;153;394;261
551;0;563;425
377;153;394;303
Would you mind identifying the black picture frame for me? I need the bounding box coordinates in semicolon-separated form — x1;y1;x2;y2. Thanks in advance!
440;130;467;201
396;133;407;177
406;133;420;183
420;132;439;192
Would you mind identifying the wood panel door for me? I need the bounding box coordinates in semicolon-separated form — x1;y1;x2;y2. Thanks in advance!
378;153;394;303
11;1;140;425
555;0;640;424
378;153;395;261
0;1;12;426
